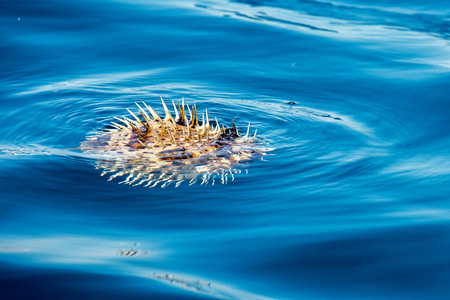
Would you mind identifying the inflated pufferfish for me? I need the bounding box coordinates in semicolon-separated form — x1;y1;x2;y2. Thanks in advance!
80;97;271;188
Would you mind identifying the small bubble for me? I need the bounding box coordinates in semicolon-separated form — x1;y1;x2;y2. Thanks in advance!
18;18;21;21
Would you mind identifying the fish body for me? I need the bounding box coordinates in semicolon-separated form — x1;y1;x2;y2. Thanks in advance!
81;98;271;187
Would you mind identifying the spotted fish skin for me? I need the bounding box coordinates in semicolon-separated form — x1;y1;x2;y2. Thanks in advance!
80;98;271;188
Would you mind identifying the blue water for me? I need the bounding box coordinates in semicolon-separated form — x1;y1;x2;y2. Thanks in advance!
1;0;450;298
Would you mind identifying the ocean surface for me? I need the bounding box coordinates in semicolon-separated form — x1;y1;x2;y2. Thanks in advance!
1;0;450;299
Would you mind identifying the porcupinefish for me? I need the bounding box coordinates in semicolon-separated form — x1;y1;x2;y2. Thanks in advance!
80;97;271;188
